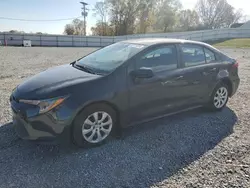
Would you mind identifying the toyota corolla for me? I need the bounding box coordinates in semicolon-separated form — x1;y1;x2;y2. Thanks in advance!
10;39;240;147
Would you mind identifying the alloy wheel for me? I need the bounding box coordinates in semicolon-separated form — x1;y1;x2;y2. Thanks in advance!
82;111;113;144
213;87;228;109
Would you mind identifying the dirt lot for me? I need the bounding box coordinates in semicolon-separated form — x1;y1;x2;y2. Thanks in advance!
0;47;249;188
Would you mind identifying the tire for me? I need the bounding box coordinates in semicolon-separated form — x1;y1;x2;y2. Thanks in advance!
72;104;117;148
207;83;229;111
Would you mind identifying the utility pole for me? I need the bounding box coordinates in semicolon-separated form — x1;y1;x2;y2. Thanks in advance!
80;2;88;36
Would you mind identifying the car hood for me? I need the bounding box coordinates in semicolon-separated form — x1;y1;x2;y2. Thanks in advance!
15;64;100;99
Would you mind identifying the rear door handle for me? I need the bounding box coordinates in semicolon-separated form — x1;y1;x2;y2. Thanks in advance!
210;68;217;72
202;71;210;76
203;68;217;75
175;75;184;80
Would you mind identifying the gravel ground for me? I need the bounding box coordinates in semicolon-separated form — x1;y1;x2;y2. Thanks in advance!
0;47;249;188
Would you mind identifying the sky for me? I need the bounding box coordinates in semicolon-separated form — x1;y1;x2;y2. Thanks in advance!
0;0;249;35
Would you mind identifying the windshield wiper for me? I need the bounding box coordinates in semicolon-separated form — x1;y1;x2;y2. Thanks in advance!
73;64;97;74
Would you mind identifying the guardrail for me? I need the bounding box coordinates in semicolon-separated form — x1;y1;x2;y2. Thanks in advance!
0;28;250;47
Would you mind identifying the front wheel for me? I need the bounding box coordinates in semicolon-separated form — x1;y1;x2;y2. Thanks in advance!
72;104;117;147
207;83;229;111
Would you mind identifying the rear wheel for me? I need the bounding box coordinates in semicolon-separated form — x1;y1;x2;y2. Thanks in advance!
208;83;229;111
72;104;117;147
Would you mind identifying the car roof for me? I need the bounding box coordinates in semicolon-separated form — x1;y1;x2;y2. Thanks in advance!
124;38;209;46
123;38;219;52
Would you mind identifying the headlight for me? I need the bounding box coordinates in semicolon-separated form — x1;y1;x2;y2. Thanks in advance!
19;96;68;114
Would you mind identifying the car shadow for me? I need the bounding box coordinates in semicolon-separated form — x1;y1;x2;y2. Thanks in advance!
0;107;237;188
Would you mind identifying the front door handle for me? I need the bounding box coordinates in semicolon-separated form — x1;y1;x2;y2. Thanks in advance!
161;75;184;86
161;80;173;85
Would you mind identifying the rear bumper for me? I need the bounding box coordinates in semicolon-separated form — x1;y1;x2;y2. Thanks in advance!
230;78;240;97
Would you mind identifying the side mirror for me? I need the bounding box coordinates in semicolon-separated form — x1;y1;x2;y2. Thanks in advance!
130;68;154;79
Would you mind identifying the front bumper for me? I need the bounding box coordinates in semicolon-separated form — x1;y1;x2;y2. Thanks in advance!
11;102;72;142
13;111;56;140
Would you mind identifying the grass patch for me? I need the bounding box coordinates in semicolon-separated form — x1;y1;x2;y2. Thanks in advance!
214;38;250;48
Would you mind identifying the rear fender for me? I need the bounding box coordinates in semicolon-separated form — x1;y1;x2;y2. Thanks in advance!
209;69;231;97
217;69;229;80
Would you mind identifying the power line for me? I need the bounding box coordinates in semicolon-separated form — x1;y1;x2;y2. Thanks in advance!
0;16;82;22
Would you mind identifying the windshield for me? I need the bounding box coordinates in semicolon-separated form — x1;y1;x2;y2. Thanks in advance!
75;42;146;74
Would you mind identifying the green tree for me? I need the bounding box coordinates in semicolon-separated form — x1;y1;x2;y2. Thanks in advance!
137;0;155;33
93;1;109;35
178;9;200;31
107;0;141;35
72;19;85;35
64;19;85;35
91;22;114;36
154;0;182;32
91;0;183;35
64;24;75;35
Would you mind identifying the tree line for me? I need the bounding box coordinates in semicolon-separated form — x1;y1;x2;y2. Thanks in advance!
64;0;243;36
1;30;47;35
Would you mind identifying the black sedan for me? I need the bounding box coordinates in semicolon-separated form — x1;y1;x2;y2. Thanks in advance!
10;38;240;147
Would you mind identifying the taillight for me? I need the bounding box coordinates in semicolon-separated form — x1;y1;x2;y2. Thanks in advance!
232;60;239;68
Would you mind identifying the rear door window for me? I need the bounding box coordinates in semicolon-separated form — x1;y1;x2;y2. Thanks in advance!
180;44;206;67
204;48;216;63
